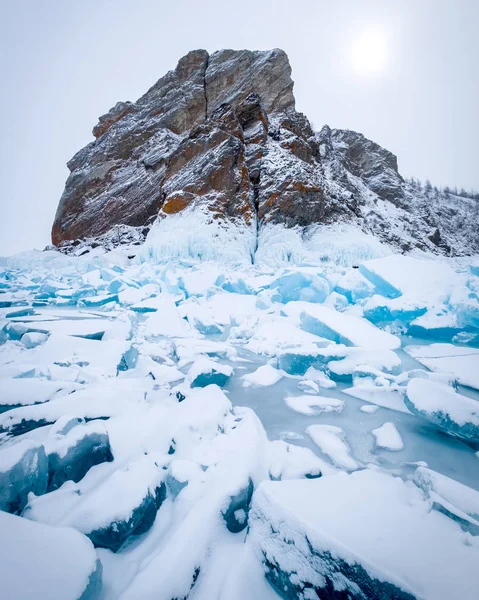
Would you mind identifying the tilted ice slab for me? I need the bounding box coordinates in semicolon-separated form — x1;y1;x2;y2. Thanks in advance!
27;454;167;552
283;302;400;350
0;378;81;412
242;316;330;357
0;333;130;379
327;347;401;380
359;255;459;303
405;343;479;390
249;469;479;600
0;510;102;600
0;379;148;436
344;384;411;414
0;439;48;514
413;466;479;535
45;419;114;491
143;296;192;338
405;378;479;442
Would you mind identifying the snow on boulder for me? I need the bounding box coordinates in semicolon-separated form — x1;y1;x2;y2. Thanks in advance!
405;378;479;442
0;440;48;514
185;357;232;388
0;510;102;600
371;422;404;451
284;302;400;349
249;469;479;600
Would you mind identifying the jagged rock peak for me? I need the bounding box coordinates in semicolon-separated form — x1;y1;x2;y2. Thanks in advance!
52;48;296;246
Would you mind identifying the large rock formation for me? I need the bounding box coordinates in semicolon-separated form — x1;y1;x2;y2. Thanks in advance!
52;49;479;256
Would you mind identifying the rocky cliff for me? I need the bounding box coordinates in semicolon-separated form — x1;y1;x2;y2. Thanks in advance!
52;49;479;257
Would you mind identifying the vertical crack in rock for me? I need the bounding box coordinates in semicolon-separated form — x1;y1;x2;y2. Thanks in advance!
203;53;209;122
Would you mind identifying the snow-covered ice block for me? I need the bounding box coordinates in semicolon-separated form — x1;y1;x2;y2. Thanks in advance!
270;271;329;304
3;333;130;378
405;378;479;442
413;466;479;535
185;357;232;388
0;511;102;600
405;343;479;390
46;419;114;491
0;379;147;436
344;384;411;414
249;469;479;600
267;440;326;481
371;422;404;451
242;364;283;388
166;459;202;499
360;404;380;414
284;302;400;349
21;331;49;348
78;293;118;308
327;348;401;381
285;395;344;416
334;270;373;303
363;294;427;324
360;255;458;303
243;317;329;357
222;477;254;533
277;349;326;376
408;309;464;341
59;454;166;552
0;440;48;514
143;296;191;338
0;378;79;413
304;367;336;389
306;424;359;471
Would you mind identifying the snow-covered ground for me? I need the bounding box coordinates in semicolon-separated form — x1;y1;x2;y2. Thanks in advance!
1;226;478;599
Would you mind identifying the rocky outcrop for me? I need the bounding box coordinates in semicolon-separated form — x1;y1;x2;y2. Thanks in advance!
52;48;479;256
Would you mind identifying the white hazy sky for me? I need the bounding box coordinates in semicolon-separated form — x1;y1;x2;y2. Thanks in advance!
1;0;478;255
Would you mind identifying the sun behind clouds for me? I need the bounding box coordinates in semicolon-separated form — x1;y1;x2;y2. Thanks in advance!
349;27;390;76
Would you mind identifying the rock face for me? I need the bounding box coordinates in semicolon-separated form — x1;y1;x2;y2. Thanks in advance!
52;48;479;256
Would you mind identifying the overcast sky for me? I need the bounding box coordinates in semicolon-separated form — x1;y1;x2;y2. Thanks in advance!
1;0;478;255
